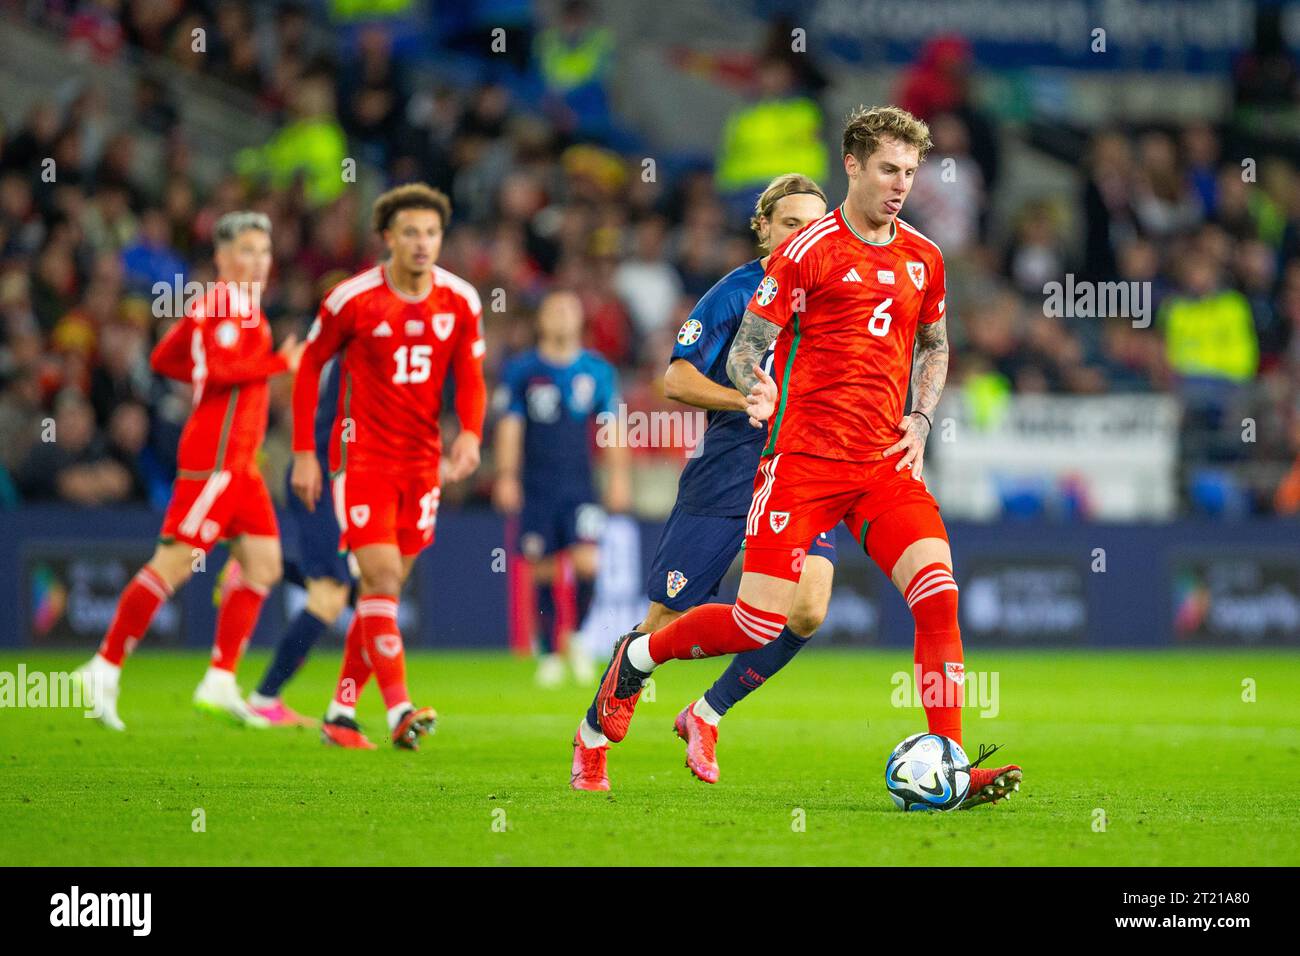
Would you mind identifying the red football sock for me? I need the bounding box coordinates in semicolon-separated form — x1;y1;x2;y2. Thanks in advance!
98;566;173;666
906;562;964;746
357;595;409;710
648;600;787;663
334;613;372;707
211;579;268;672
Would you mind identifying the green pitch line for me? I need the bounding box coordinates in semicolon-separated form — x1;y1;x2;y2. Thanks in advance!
0;650;1297;867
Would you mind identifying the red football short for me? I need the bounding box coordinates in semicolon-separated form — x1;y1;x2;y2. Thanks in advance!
743;451;948;581
333;466;441;557
160;470;279;551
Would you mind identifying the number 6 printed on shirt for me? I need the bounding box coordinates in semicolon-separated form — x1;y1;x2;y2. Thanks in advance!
869;298;893;336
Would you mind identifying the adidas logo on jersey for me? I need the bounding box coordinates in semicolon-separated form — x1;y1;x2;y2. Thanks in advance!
842;268;863;283
372;321;393;337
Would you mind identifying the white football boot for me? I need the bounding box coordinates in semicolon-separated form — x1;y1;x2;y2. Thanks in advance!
74;655;126;731
567;640;596;685
193;668;271;728
535;653;566;689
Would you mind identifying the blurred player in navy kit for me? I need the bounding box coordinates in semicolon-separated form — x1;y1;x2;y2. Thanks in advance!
245;356;353;726
494;291;631;687
572;174;838;790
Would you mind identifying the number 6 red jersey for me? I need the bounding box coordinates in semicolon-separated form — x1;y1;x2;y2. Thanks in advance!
746;206;946;462
293;263;487;473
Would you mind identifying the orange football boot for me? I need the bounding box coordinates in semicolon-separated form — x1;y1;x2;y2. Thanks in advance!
321;714;376;750
392;705;438;751
673;703;720;784
960;743;1022;808
570;730;610;791
592;632;649;742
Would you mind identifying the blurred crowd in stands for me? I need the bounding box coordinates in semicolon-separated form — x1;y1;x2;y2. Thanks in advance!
2;0;1300;516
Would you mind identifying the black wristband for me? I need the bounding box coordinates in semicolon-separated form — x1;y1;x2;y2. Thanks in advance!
910;409;932;430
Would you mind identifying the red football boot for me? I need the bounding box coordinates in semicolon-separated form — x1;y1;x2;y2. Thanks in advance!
592;632;649;742
673;703;720;784
570;730;610;791
392;706;438;751
321;714;376;750
960;743;1022;809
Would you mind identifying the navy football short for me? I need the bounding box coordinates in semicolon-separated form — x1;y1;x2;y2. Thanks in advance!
646;503;838;611
283;458;351;584
518;496;607;559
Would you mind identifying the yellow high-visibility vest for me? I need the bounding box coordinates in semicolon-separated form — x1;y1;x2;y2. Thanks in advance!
330;0;413;21
1162;290;1258;382
716;97;827;192
537;27;613;91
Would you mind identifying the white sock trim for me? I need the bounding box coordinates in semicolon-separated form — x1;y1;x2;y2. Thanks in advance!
626;635;657;672
386;701;413;731
692;696;722;726
202;666;237;686
578;718;608;748
90;654;121;676
325;700;355;721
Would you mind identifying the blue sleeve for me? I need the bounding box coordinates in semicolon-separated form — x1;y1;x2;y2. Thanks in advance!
596;359;620;415
494;357;528;418
670;282;747;374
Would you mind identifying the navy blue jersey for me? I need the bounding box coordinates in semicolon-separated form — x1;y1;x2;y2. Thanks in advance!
496;349;619;501
669;259;773;516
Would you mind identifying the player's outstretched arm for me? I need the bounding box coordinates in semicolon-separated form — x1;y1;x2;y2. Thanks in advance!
203;332;300;387
725;310;781;395
663;359;748;413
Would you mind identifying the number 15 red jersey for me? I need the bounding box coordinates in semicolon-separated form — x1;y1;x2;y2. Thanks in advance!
746;206;946;462
293;263;487;473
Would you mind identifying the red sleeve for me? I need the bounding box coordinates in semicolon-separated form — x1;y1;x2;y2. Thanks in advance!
150;317;194;382
186;287;290;387
919;251;947;324
200;323;290;387
451;298;487;440
293;301;351;454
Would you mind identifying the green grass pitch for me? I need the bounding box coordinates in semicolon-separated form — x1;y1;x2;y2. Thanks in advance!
2;648;1297;866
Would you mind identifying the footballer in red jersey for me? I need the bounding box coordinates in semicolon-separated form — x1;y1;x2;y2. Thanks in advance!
291;183;487;751
77;211;304;732
584;106;1021;808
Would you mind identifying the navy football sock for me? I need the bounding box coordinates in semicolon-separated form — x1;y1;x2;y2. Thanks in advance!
702;625;809;716
256;609;328;698
535;583;557;655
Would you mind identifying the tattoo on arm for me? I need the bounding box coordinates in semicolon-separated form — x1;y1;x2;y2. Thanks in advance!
726;310;781;393
911;316;949;423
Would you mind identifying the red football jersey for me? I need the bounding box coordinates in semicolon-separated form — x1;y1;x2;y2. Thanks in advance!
150;281;288;477
746;207;947;461
293;263;487;473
